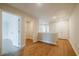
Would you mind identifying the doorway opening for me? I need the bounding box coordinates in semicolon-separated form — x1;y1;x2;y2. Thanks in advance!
2;11;21;54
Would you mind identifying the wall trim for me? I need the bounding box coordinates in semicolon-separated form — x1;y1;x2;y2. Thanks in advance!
33;39;38;42
69;39;79;56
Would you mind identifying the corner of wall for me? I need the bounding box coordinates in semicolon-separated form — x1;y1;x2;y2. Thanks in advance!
0;9;2;55
33;39;38;42
69;39;79;56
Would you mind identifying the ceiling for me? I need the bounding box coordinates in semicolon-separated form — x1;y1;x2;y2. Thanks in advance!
8;3;75;23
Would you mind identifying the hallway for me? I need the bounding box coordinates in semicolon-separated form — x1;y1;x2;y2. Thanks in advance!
0;3;79;56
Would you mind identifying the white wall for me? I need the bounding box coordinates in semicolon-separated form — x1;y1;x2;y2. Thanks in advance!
25;21;33;39
25;18;39;42
0;4;26;49
49;22;56;33
24;17;35;40
69;4;79;55
55;20;69;39
0;9;2;55
33;19;39;42
49;20;69;39
0;4;35;55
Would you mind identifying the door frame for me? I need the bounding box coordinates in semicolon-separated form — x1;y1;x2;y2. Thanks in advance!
2;11;22;54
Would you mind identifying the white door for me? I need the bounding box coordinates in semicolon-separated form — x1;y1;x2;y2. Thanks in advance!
2;11;21;54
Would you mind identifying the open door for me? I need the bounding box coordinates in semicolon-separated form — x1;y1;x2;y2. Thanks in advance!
2;11;21;55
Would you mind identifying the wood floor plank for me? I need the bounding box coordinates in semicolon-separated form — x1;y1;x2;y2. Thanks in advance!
20;39;76;56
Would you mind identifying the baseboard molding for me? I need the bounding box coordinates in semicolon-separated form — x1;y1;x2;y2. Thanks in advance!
21;44;26;48
69;39;79;56
33;39;38;43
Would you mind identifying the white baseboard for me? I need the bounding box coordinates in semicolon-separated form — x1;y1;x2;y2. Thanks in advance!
21;44;25;48
69;39;79;56
33;39;38;43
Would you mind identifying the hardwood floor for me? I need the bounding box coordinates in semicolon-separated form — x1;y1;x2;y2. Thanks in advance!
20;39;76;56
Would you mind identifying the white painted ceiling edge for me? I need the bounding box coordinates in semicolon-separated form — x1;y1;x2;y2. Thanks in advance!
8;3;76;23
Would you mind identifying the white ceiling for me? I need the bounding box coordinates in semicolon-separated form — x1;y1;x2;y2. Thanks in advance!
8;3;75;23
